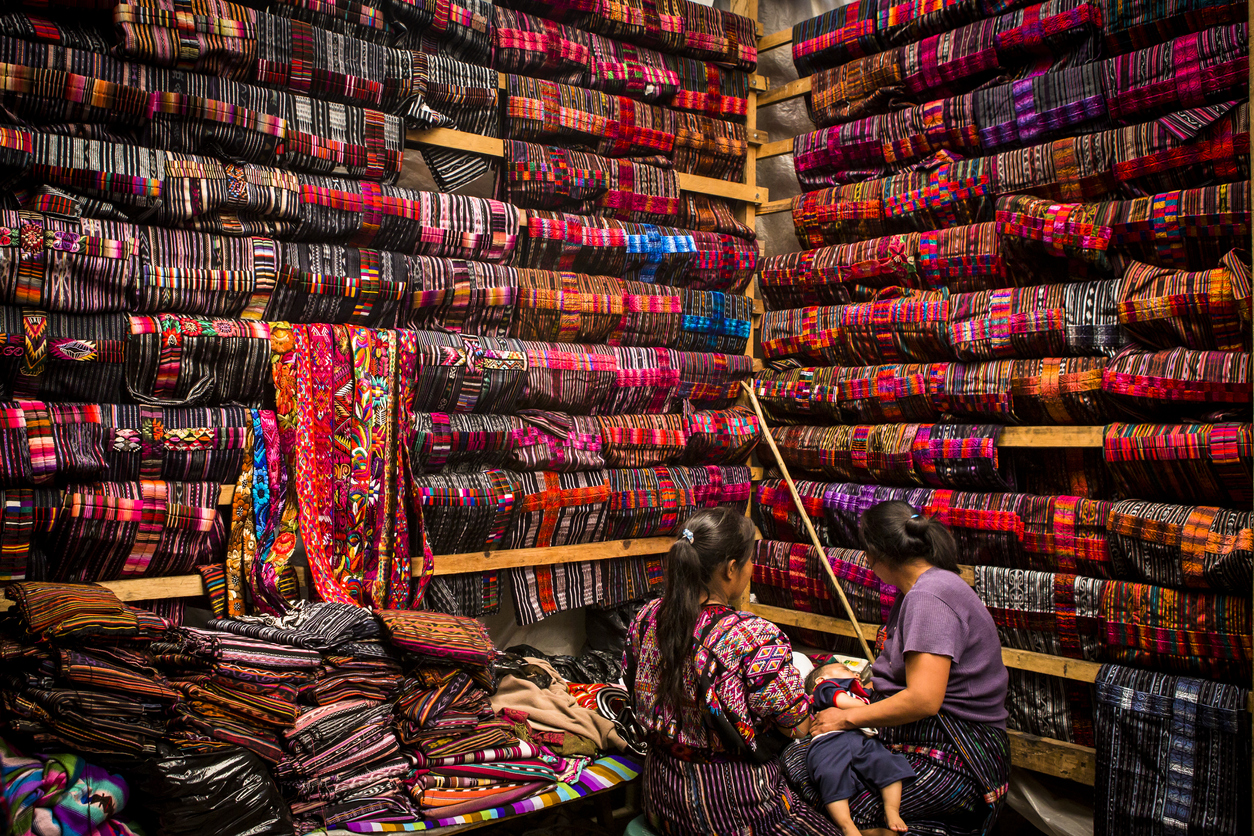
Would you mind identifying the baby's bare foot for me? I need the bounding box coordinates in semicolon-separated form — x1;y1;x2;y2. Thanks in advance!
885;812;909;832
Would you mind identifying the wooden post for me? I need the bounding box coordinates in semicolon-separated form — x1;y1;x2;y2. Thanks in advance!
739;381;878;665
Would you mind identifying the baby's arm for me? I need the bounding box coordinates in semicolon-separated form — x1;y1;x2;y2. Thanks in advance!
832;691;868;710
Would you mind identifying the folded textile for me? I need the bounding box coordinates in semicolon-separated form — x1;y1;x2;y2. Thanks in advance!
1005;669;1095;747
1104;422;1252;508
207;602;380;650
1094;664;1249;836
752;540;899;625
490;657;625;751
0;736;139;836
2;581;124;635
1117;251;1251;351
1101;346;1249;420
506;411;604;472
502;470;611;550
1107;500;1253;593
376;610;495;669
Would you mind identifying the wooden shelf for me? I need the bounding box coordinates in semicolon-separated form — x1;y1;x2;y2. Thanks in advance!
758;76;811;107
434;537;675;575
1000;426;1103;447
1008;731;1096;785
758;138;793;159
759;197;793;215
758;29;794;51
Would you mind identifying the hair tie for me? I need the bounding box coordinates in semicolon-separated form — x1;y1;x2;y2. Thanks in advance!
681;528;694;543
911;514;920;519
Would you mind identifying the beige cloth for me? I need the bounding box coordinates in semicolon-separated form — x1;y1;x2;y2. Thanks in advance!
489;657;626;752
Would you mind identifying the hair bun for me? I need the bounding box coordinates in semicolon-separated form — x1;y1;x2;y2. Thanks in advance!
903;513;929;537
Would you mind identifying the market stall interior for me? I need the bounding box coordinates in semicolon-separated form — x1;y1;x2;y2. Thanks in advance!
0;0;1248;834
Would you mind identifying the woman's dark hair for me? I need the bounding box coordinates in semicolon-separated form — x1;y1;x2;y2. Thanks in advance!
859;500;958;573
656;506;755;712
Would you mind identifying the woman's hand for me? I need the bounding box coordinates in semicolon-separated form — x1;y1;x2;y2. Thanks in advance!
810;706;857;736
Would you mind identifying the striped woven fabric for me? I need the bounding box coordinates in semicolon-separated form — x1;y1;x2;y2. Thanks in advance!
98;405;256;483
1117;254;1251;351
682;406;758;466
501;141;681;225
1094;665;1250;836
674;288;750;354
111;0;430;115
752;478;835;545
127;315;271;407
974;566;1106;662
0;402;103;486
495;0;756;68
376;609;495;669
504;75;677;161
401;258;516;337
771;423;1015;490
1107;499;1252;593
603;465;694;540
672;349;752;410
974;63;1112;154
996;182;1252;275
1104;422;1253;508
1005;668;1096;747
0;33;407;183
1101;346;1249;419
808;50;907;129
753;363;943;424
753;539;898;624
410;413;523;474
506;410;604;472
44;480;223;583
760;292;951;366
264;241;406;327
791;0;987;77
685;230;757;294
501;469;611;550
947;280;1128;361
677;194;755;240
1004;356;1113;425
0;487;64;581
790;104;1250;249
418;55;500;193
404;332;526;415
605;346;680;414
758;233;921;309
510;270;625;345
668;55;750;122
597;414;688;468
0;309;129;403
3;581;125;635
1101;0;1245;55
671;111;747;181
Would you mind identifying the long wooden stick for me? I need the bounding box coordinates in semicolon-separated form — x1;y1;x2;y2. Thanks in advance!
741;381;878;665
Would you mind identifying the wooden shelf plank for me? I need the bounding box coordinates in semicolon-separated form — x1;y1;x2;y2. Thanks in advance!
676;172;767;204
433;537;675;575
999;426;1103;448
1008;731;1095;785
759;29;794;51
759;197;794;215
749;74;768;92
758;76;810;107
758;138;793;159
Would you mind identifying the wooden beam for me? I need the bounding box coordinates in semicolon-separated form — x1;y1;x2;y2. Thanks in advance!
759;197;794;215
677;172;767;204
0;575;207;612
750;603;879;641
749;74;768;92
1008;731;1096;785
431;537;675;575
747;129;769;145
758;76;811;107
758;139;793;159
759;29;793;51
999;426;1103;448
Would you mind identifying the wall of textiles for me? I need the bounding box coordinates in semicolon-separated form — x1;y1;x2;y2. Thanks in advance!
0;0;766;832
754;0;1250;832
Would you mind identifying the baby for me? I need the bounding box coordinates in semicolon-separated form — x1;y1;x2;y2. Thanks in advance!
804;662;916;836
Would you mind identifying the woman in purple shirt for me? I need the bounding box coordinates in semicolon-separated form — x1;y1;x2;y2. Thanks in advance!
791;500;1010;836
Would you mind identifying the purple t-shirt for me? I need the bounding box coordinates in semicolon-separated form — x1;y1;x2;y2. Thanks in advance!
870;567;1008;726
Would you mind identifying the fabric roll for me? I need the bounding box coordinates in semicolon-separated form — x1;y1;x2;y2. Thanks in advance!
500;141;681;225
0;402;103;486
685;230;757;294
97;405;256;484
126;316;271;407
672;349;752;410
45;481;224;583
261;241;405;327
402;259;516;338
504;75;677;161
947;280;1128;361
604;346;680;414
752;539;898;624
670;111;747;181
506;411;605;472
0;33;408;184
1101;0;1245;53
412;469;520;556
752;478;835;546
758;234;921;310
1116;253;1251;351
681;406;758;466
510;271;625;345
677;195;755;240
975;63;1111;154
1107;499;1252;593
808;50;907;129
518;342;618;415
0;309;128;403
1094;664;1250;836
1104;422;1252;508
674;289;750;354
914;423;1016;490
597;414;688;469
790;105;1250;249
1101;346;1249;420
502;469;610;551
754;363;942;424
602;465;695;540
1006;357;1113;425
760;292;951;366
410;413;523;474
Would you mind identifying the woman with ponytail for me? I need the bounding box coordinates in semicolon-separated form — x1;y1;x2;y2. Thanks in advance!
624;506;839;836
791;501;1010;836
